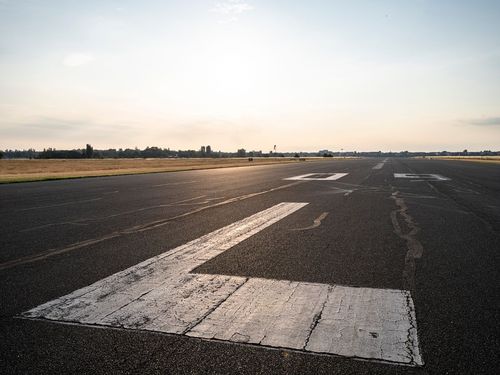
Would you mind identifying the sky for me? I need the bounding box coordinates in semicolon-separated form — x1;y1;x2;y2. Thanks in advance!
1;0;499;152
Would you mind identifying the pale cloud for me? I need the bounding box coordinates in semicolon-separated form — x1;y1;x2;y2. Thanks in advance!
212;0;253;21
62;53;95;67
0;116;140;149
464;117;500;126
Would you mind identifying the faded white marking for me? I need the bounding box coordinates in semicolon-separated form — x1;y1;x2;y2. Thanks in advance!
372;162;384;170
292;212;329;231
176;197;226;206
23;203;422;366
394;173;450;181
17;197;103;212
18;195;208;233
285;173;348;181
152;180;198;187
3;182;304;271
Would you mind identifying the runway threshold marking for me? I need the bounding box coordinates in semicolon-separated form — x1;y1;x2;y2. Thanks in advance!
22;203;422;366
284;173;348;181
394;173;450;181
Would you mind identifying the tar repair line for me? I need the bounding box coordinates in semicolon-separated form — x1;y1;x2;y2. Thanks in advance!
291;212;329;231
23;202;423;366
394;173;450;181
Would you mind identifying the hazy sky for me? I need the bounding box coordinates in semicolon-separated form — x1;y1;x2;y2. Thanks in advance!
1;0;499;151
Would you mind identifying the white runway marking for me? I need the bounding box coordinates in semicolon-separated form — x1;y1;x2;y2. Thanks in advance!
373;158;390;170
23;203;422;366
284;173;348;181
394;173;450;181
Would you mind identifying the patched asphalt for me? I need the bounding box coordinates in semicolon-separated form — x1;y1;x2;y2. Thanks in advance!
1;158;499;374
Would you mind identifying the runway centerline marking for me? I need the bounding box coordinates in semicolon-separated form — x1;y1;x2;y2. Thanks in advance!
284;173;349;181
23;203;422;366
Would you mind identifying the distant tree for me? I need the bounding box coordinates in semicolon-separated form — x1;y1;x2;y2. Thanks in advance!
85;144;94;158
0;150;4;159
237;148;246;157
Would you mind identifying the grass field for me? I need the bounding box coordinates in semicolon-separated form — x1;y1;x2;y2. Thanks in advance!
0;157;323;183
422;156;500;164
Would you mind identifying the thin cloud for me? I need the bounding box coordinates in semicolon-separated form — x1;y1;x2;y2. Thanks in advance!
159;119;261;149
212;0;253;21
0;117;139;142
62;53;94;67
463;117;500;126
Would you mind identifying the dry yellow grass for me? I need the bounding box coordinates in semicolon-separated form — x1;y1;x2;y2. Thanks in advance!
0;157;322;183
423;156;500;164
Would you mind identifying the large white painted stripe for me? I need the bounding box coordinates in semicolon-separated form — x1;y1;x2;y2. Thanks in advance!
187;281;422;366
23;202;422;366
304;285;421;365
373;162;384;170
23;203;307;331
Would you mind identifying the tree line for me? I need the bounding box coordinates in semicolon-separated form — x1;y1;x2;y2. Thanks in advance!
0;146;498;159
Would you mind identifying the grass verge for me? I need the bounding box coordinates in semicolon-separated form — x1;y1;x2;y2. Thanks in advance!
0;157;327;183
421;156;500;164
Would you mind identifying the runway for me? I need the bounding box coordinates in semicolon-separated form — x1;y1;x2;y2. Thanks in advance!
1;158;499;374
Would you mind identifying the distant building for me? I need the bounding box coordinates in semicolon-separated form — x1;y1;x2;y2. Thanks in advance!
200;146;206;154
206;145;212;155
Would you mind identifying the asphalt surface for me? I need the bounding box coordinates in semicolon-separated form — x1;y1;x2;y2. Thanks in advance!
1;158;499;374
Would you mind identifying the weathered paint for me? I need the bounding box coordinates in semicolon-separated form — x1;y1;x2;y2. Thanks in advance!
23;202;422;366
